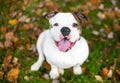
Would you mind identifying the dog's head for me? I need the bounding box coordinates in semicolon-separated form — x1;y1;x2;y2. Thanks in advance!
45;11;88;52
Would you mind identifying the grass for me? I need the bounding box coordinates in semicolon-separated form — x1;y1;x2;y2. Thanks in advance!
0;0;120;83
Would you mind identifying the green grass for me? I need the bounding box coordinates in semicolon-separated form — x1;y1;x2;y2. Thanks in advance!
0;0;120;83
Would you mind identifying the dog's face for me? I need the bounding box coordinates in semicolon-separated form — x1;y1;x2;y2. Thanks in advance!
45;11;88;52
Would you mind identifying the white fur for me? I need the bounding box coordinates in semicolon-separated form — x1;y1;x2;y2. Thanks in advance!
31;13;89;79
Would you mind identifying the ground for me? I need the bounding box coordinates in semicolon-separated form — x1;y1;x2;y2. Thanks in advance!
0;0;120;83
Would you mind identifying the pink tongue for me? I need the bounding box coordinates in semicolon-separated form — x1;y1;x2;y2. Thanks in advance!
58;39;70;52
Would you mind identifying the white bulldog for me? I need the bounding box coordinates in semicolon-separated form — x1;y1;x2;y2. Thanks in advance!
31;11;89;79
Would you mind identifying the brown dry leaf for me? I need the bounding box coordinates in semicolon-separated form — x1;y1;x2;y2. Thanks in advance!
35;9;42;16
95;75;103;82
82;66;86;73
113;23;120;31
4;40;13;48
12;37;19;43
116;41;120;48
102;67;109;77
0;71;4;80
2;54;13;70
116;70;120;76
43;61;51;70
1;26;7;33
23;24;33;30
7;67;20;82
5;31;14;40
45;0;59;11
89;0;101;7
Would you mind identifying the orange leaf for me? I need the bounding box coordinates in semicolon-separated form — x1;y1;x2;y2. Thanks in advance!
7;68;20;82
12;37;19;43
2;54;12;70
25;43;30;50
102;67;108;77
9;19;17;25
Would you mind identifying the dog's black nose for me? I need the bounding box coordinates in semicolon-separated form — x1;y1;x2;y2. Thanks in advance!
61;27;71;36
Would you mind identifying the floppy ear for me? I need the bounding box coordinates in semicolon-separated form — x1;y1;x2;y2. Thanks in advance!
45;11;58;20
73;12;88;23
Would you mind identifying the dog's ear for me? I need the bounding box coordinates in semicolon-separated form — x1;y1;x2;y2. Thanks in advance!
73;12;88;23
45;11;58;20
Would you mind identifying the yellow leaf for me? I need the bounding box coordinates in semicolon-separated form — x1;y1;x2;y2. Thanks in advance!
0;71;4;80
102;67;108;77
9;19;17;25
7;68;20;82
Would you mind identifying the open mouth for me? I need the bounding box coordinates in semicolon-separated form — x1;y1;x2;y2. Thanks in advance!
55;37;76;52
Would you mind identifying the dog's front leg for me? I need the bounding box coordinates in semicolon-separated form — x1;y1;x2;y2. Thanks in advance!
49;65;59;79
73;65;82;75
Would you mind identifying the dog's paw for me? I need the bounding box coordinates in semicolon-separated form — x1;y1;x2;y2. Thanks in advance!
31;63;40;71
58;69;64;75
73;66;82;75
49;69;59;79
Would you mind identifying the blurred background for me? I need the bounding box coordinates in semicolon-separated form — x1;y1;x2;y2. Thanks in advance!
0;0;120;83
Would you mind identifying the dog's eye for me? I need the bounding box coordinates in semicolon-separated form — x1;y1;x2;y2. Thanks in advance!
72;23;78;27
53;23;59;26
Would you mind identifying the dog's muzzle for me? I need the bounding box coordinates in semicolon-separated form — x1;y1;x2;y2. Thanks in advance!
60;27;71;37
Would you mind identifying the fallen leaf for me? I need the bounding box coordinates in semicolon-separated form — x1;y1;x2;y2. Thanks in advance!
92;30;99;36
104;24;111;34
23;24;33;30
8;19;17;25
7;67;20;82
116;69;120;76
107;69;112;78
102;67;109;77
1;26;7;33
107;32;114;39
95;75;103;82
35;9;42;16
0;42;4;49
4;40;13;48
5;31;14;40
113;23;120;31
116;41;120;48
12;37;19;43
2;54;13;70
43;62;51;70
24;75;30;81
97;12;106;20
12;57;19;65
25;43;31;50
0;71;4;80
18;15;27;22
